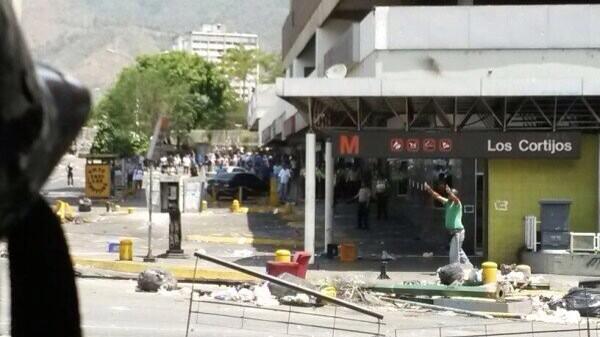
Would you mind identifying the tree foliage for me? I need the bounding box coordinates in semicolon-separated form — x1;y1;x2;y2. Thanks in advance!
91;51;236;156
221;46;284;96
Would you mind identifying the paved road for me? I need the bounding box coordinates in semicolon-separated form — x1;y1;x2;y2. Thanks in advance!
0;257;592;337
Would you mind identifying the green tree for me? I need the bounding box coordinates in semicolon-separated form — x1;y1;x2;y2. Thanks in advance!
258;52;285;84
221;47;284;96
91;51;235;156
221;45;260;101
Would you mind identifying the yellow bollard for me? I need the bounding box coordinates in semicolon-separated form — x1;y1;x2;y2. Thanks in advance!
119;239;133;261
275;249;291;262
127;207;134;214
230;199;240;213
201;200;208;211
269;177;279;207
482;261;498;285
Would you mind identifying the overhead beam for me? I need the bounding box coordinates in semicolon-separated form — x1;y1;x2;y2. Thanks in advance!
529;97;552;127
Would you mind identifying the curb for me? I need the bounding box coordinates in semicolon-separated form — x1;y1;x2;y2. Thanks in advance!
185;235;303;247
72;257;257;283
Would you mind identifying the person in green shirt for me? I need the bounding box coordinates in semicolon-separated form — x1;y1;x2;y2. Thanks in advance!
424;182;472;266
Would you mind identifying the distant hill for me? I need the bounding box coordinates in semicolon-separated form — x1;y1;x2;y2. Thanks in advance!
20;0;289;94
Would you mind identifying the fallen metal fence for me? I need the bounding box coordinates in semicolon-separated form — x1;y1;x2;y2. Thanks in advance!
189;297;385;337
394;321;600;337
185;254;385;337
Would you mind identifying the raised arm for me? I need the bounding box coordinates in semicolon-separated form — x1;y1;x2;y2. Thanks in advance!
424;182;448;204
445;185;461;204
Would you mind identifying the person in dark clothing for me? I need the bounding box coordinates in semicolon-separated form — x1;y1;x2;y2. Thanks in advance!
353;182;371;230
375;175;389;220
66;163;74;186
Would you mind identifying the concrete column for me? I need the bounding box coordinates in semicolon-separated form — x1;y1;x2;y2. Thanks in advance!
305;132;316;262
324;139;334;253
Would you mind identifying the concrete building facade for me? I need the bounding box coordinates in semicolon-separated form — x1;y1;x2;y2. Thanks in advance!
173;24;259;101
256;0;600;265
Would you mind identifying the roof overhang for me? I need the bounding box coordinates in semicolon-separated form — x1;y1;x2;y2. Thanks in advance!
276;78;600;132
277;77;600;98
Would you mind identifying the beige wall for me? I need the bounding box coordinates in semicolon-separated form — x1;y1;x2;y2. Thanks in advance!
12;0;22;21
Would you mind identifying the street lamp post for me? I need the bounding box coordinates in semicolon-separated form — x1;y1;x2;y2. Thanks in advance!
144;117;167;263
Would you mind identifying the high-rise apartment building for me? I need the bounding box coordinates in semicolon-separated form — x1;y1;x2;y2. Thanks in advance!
173;24;259;101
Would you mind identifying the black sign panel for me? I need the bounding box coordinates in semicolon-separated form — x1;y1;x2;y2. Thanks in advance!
331;131;581;159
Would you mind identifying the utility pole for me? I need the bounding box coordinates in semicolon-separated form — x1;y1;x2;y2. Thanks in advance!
144;116;168;263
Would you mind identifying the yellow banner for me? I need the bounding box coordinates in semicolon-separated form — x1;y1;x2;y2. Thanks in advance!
85;164;111;198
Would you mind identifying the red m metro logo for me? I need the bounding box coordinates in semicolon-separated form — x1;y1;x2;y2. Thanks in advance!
339;134;360;155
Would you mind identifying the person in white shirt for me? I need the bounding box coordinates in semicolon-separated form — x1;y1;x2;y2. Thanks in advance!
133;167;144;191
353;182;371;230
182;155;191;174
278;165;291;202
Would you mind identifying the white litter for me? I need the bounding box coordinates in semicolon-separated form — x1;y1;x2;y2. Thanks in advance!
231;249;254;258
254;283;279;307
211;287;240;301
238;288;255;302
422;252;434;258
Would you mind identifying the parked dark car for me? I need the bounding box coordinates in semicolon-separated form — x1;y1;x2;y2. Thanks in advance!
207;173;269;200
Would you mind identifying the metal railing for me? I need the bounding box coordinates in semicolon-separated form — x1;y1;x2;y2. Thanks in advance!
570;232;599;254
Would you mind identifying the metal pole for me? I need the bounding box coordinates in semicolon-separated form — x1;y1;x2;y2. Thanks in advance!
193;251;384;320
144;164;156;262
305;132;316;263
324;139;334;252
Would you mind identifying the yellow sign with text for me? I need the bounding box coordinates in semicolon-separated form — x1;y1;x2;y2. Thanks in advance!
85;164;111;198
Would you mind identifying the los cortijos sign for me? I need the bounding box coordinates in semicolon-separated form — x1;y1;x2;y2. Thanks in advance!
331;131;580;159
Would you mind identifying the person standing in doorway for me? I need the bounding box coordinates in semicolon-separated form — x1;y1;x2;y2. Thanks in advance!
353;182;371;230
278;165;291;203
66;163;74;186
424;183;472;266
375;175;389;220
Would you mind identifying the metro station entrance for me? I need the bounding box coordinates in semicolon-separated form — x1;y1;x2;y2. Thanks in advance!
330;156;482;257
277;88;591;261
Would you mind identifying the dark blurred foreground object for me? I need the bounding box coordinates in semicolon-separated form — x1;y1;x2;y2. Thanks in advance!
0;2;91;337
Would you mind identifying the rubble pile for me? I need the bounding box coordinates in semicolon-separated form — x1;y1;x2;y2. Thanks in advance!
137;269;178;292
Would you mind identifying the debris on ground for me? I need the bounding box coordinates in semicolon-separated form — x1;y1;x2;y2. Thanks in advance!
269;273;317;298
549;287;600;317
53;200;75;223
78;198;92;212
230;249;254;258
437;263;465;285
254;283;279;307
280;293;314;307
137;269;178;292
527;295;581;324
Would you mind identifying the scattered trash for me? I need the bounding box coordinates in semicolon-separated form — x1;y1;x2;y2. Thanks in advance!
549;288;600;317
238;288;255;302
78;198;92;212
231;249;254;258
280;293;314;307
437;263;465;285
137;269;178;292
53;200;75;223
211;287;240;301
504;271;527;285
422;252;434;258
254;283;279;307
269;273;317;298
320;286;337;298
